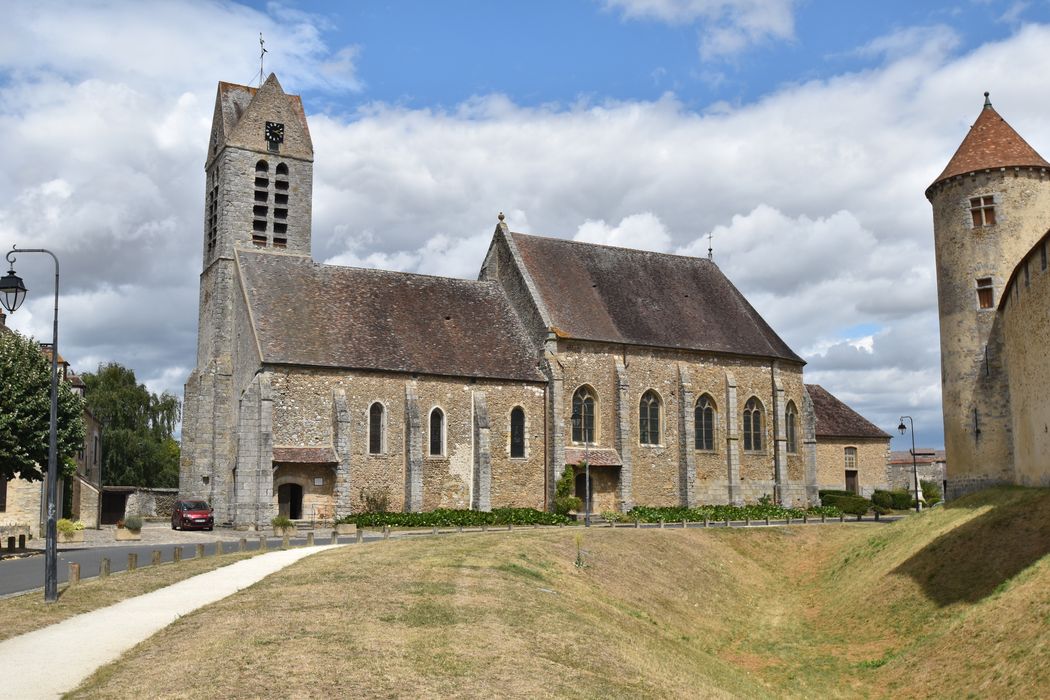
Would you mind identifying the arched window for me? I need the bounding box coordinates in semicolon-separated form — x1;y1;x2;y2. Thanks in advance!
429;408;445;457
639;390;661;445
255;160;268;172
510;407;525;458
695;394;716;451
275;162;288;176
743;397;763;451
571;386;596;443
785;401;798;453
368;402;384;455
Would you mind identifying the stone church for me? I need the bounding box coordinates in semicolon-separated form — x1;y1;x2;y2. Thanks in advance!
181;74;888;528
930;93;1050;497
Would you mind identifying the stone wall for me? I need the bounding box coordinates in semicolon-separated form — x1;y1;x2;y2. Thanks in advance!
72;476;99;528
814;438;890;497
267;368;547;516
930;169;1050;491
0;478;41;537
1002;234;1050;488
553;341;812;508
887;460;946;494
125;488;179;519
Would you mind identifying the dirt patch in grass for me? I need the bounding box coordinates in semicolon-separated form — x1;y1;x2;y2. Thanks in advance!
67;488;1050;699
0;551;258;643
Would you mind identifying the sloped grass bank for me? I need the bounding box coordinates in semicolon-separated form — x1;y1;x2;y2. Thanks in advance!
71;488;1050;699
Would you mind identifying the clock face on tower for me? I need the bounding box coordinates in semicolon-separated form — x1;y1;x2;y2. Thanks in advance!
265;121;285;144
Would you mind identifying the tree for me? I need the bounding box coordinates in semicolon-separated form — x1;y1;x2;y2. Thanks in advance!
82;363;181;487
0;330;84;481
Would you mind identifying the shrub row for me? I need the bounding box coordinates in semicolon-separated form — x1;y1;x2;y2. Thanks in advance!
872;489;914;510
821;495;871;517
339;507;573;528
627;503;842;523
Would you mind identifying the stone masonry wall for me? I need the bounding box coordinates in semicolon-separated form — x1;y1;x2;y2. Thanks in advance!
1002;235;1050;487
1;478;41;537
268;368;547;514
554;341;811;509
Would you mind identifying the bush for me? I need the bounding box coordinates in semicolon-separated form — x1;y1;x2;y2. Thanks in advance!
836;496;871;517
57;518;79;536
627;502;842;523
920;479;942;505
553;467;582;516
123;515;143;532
346;508;572;528
891;489;914;510
271;515;295;529
871;490;894;510
819;489;853;499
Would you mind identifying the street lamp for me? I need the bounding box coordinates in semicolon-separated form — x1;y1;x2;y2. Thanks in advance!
569;408;591;527
897;416;922;514
0;245;62;602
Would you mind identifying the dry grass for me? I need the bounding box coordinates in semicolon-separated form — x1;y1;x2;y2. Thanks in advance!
66;487;1050;699
0;551;258;642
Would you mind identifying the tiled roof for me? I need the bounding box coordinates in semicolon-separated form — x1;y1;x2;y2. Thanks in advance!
237;250;544;382
806;384;890;439
272;446;338;464
510;233;803;363
564;447;622;466
928;98;1049;193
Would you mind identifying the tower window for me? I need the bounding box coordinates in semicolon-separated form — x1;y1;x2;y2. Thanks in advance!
273;222;288;234
252;220;267;232
275;162;288;176
274;208;288;220
274;193;289;205
273;237;287;248
255;177;268;188
275;180;289;191
252;234;267;246
253;205;268;217
254;190;267;202
255;160;268;173
976;277;994;309
970;196;996;227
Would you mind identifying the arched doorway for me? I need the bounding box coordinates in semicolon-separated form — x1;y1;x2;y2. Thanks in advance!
277;483;303;520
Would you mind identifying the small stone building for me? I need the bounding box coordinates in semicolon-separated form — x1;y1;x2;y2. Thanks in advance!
888;450;946;497
807;384;890;497
180;74;885;527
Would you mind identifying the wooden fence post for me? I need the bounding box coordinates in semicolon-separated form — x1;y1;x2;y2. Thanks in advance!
196;544;205;559
152;550;161;566
68;562;80;586
127;553;138;571
259;535;267;551
99;558;110;578
173;546;183;562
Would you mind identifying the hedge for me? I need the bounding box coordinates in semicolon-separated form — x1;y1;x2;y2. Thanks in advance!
340;508;572;528
820;494;870;517
627;503;841;523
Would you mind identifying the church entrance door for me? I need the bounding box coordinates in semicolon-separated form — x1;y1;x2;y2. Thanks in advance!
278;483;303;519
574;473;593;513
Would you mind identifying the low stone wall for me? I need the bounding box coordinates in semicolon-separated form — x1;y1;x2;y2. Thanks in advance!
125;488;179;519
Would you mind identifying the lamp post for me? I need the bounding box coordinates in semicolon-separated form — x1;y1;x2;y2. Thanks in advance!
569;409;591;527
897;416;922;514
0;245;62;602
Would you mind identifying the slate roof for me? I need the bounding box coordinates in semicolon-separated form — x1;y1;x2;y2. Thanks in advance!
236;250;544;382
806;384;890;439
510;232;803;363
928;98;1050;194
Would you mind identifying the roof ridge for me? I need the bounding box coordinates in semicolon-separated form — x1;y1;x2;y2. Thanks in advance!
510;230;716;265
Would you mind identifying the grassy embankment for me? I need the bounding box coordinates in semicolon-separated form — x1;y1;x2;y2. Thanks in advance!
70;487;1050;698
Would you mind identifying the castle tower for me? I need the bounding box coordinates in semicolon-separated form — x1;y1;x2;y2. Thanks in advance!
181;74;314;521
927;93;1050;497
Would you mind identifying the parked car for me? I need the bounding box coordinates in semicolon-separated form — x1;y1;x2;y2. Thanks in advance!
171;500;214;531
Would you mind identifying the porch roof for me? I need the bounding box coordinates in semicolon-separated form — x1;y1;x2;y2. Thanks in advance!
272;446;338;464
565;447;622;466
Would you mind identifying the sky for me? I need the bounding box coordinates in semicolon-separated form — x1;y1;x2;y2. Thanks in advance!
3;0;1050;451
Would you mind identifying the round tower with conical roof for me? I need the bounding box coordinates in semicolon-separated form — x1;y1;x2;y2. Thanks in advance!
927;93;1050;497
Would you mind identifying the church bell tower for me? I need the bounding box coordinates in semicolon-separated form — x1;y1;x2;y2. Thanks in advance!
181;74;314;521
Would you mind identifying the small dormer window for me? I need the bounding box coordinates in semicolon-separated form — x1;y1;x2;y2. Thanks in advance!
970;196;996;227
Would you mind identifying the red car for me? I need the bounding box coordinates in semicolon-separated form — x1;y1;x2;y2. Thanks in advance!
171;500;214;531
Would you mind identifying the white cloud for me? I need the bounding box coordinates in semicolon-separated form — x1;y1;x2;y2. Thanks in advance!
603;0;797;59
5;5;1050;449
